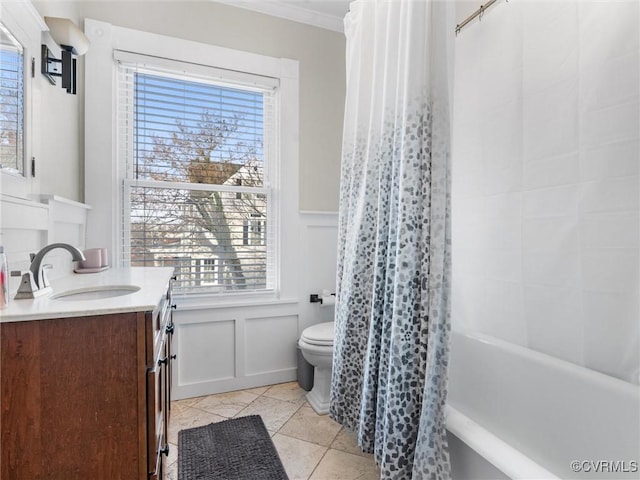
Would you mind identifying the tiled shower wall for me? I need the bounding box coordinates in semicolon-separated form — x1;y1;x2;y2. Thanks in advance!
452;0;639;383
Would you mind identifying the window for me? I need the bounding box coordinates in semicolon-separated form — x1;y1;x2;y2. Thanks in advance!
241;216;264;246
118;53;277;294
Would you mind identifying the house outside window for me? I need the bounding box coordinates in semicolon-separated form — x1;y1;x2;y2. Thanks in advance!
118;55;277;294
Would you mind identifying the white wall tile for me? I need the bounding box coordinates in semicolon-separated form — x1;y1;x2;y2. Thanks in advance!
581;101;640;148
580;176;639;214
523;216;579;253
452;195;486;250
523;251;582;289
452;120;484;198
484;250;522;283
580;139;639;182
524;285;585;365
583;291;640;382
485;192;522;218
580;212;639;250
523;79;578;162
579;0;640;69
451;272;488;333
474;1;523;110
523;185;580;218
580;52;639;112
523;152;579;190
581;250;639;294
452;217;485;250
486;215;522;251
482;279;527;346
482;102;523;195
453;14;488;119
522;0;578;93
452;247;486;277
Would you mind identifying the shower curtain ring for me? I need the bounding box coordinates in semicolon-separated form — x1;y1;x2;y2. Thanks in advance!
479;5;485;20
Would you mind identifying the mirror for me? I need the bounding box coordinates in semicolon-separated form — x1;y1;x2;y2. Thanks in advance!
0;22;25;176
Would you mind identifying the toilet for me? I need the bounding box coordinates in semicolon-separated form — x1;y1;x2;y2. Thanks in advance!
298;321;334;415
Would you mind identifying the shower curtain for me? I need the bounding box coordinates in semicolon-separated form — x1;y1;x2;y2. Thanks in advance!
330;1;454;479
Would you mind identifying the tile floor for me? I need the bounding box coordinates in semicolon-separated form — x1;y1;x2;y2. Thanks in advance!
166;382;380;480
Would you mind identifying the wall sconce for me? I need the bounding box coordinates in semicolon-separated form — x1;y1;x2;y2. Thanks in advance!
41;17;90;95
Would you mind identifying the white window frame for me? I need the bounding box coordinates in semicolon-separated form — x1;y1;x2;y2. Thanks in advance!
84;19;300;302
117;54;277;294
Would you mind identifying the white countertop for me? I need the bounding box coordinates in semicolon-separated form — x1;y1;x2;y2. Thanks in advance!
0;267;174;322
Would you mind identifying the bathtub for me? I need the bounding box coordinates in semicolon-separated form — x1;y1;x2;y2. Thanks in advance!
445;330;640;479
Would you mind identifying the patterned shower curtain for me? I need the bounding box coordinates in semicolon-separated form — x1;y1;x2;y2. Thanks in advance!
330;1;454;479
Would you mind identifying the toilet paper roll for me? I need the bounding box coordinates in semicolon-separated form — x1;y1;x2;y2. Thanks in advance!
320;294;335;307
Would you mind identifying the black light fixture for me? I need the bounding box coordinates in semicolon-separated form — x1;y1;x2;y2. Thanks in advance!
41;17;89;95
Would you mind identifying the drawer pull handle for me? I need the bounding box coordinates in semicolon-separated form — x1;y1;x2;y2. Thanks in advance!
171;304;177;310
171;354;177;360
160;444;170;456
158;357;168;366
166;324;175;335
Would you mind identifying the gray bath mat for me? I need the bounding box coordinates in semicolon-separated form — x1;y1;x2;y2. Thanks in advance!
178;415;289;480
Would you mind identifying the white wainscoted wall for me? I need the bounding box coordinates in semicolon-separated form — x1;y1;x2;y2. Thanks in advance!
171;211;338;400
0;195;91;294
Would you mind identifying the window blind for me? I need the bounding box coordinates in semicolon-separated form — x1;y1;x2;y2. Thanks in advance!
0;25;24;175
117;53;277;294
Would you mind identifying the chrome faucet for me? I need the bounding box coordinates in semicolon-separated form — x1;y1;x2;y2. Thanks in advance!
12;243;85;299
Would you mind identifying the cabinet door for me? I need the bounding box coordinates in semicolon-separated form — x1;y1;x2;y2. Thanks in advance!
148;329;170;478
147;332;168;478
147;279;174;479
1;313;143;480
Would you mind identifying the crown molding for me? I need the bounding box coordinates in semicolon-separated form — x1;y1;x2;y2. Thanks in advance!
211;0;345;33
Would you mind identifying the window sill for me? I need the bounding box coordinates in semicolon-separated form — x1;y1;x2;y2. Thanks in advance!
174;292;299;311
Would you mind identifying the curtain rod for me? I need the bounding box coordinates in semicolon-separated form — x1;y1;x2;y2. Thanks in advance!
455;0;499;35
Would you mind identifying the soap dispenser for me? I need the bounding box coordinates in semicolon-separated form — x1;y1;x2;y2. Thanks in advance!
0;246;8;308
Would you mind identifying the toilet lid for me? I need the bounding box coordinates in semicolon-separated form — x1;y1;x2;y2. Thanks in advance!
301;321;334;346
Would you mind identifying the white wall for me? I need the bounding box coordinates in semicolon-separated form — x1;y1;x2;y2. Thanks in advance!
35;2;85;202
452;0;639;383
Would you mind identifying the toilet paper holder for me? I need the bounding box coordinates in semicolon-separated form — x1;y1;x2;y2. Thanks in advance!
309;292;335;304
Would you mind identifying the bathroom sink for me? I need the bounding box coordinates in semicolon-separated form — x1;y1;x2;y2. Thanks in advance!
52;285;141;301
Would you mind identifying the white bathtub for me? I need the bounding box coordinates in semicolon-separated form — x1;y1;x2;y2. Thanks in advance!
445;330;640;479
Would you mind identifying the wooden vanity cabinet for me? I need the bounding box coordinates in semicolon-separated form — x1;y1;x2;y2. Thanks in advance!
0;281;175;480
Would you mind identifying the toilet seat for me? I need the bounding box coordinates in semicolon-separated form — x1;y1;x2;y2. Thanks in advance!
300;321;334;347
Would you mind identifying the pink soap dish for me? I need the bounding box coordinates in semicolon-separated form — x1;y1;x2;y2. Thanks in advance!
74;266;110;274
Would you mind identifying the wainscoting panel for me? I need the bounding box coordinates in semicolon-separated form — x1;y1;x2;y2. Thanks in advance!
177;316;236;385
172;303;300;399
245;314;298;376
